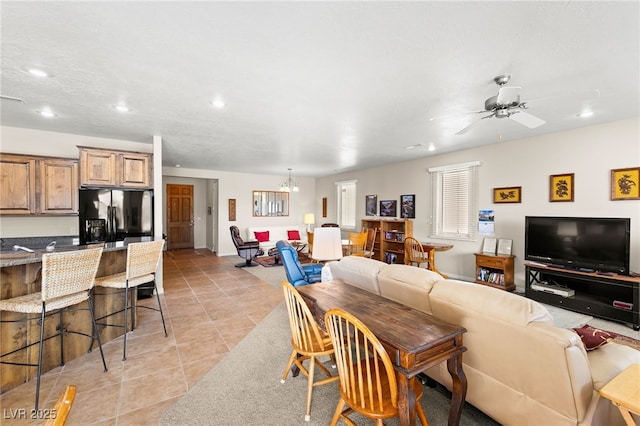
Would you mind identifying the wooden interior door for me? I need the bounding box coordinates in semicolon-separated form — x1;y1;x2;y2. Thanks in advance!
166;184;194;249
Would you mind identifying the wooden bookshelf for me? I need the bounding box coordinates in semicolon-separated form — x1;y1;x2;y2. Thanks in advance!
361;218;413;264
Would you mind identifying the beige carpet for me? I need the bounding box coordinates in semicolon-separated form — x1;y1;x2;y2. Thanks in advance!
160;301;499;426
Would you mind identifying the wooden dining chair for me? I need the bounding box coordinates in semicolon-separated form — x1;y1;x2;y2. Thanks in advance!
45;385;76;426
306;230;314;258
324;308;429;426
280;281;339;421
364;227;378;258
404;237;434;270
347;231;368;256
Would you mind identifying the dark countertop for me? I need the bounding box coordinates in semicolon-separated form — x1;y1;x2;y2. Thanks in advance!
0;242;128;268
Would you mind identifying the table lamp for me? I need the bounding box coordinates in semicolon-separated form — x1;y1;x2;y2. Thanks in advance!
304;213;315;231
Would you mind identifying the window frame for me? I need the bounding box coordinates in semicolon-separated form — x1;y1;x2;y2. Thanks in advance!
335;179;357;230
428;161;479;241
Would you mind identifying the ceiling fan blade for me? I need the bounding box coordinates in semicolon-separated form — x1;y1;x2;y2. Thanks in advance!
429;110;485;121
456;113;495;135
496;86;521;105
0;95;24;103
510;111;545;128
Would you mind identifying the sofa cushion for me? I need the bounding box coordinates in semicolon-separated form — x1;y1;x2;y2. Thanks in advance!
378;265;443;314
326;256;387;294
587;342;640;390
572;325;616;351
287;230;301;240
429;279;554;326
254;231;269;242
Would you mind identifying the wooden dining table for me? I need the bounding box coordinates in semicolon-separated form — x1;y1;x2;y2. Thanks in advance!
417;241;453;278
298;280;468;426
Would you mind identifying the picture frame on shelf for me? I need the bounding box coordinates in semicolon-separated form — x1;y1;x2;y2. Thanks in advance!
611;167;640;200
482;237;497;255
493;186;521;203
365;195;377;216
400;194;415;218
379;200;397;217
550;173;574;202
497;238;512;255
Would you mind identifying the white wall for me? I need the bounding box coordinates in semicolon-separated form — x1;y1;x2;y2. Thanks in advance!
315;118;640;290
0;126;153;237
163;166;316;256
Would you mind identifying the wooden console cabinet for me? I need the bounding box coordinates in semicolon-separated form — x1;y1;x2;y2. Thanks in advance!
361;218;412;264
79;146;152;188
525;263;640;330
0;154;78;215
474;253;515;291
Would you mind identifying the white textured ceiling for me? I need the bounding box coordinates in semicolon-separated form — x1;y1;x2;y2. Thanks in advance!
1;1;638;177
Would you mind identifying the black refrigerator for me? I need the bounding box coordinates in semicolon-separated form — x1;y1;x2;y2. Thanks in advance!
79;189;154;245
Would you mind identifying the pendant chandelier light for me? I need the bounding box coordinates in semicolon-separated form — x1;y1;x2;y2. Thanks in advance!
280;168;299;192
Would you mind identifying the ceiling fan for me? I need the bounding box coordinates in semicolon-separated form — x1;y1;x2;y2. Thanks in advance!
453;74;546;135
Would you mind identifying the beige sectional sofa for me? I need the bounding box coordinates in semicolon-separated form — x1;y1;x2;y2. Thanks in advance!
323;256;640;426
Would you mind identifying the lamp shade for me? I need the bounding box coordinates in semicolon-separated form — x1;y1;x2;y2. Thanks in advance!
304;213;315;225
311;227;343;261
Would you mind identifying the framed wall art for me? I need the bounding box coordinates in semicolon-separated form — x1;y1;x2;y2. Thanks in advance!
322;197;328;217
493;186;521;204
379;200;397;217
611;167;640;200
365;195;377;216
400;194;415;218
550;173;574;202
228;198;236;221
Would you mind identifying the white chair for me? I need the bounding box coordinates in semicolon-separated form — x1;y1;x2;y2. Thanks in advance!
310;227;343;262
0;248;107;410
93;240;167;360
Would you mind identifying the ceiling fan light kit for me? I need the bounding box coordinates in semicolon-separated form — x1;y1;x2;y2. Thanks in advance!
455;74;546;135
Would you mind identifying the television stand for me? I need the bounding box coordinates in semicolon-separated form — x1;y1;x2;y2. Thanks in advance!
525;262;640;330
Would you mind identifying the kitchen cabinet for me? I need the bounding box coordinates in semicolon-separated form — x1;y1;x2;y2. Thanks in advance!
0;154;77;215
38;158;79;214
79;147;152;188
0;154;37;214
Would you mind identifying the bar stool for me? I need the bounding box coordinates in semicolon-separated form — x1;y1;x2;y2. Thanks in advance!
0;247;107;410
93;240;167;360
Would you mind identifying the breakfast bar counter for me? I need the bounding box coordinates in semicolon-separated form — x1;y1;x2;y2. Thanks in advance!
0;242;134;394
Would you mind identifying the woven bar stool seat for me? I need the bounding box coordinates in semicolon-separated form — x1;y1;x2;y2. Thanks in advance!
0;247;107;410
93;240;167;361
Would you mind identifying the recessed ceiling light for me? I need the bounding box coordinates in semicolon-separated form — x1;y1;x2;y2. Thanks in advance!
428;144;435;151
27;68;49;78
113;104;131;113
37;109;56;118
175;164;181;168
577;111;594;118
211;97;225;109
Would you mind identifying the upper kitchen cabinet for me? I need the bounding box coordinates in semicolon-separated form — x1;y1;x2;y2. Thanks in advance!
38;158;79;214
0;154;78;215
0;154;37;214
79;147;153;189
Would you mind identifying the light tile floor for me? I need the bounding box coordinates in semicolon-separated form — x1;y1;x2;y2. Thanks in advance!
0;249;282;425
1;249;637;425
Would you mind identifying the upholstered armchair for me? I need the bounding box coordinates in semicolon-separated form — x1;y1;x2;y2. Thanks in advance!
230;226;262;267
276;240;323;287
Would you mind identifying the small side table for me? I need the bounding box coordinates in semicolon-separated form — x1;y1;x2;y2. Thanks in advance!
599;364;640;426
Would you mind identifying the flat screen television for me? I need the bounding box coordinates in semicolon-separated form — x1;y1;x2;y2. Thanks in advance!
524;216;631;275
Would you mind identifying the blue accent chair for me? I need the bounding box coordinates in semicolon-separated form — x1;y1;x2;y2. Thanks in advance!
276;240;323;287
